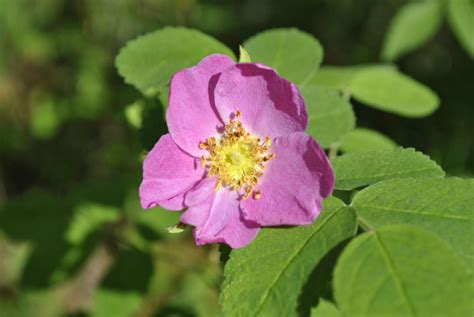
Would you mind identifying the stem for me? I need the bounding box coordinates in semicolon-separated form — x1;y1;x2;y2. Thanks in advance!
358;217;374;231
329;144;339;160
59;219;128;313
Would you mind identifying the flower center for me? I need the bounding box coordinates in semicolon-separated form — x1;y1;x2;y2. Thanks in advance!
199;111;275;200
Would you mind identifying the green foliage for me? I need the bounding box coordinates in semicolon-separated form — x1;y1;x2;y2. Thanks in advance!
311;299;341;317
448;0;474;58
0;234;32;288
66;203;120;245
221;197;357;317
1;1;473;315
340;128;397;153
30;98;62;139
382;0;443;61
334;225;474;317
332;148;445;190
301;85;355;148
350;68;440;117
353;178;474;262
311;65;396;91
116;27;235;96
92;289;142;317
311;65;439;117
243;28;323;85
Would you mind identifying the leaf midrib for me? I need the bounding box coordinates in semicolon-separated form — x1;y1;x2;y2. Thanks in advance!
253;206;344;316
372;232;417;317
356;205;474;222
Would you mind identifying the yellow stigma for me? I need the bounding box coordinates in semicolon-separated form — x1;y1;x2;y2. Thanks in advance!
199;111;274;199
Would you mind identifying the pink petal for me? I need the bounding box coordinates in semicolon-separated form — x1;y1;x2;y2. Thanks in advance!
241;132;334;226
180;177;216;227
214;63;307;139
166;54;235;157
183;188;260;248
139;134;205;210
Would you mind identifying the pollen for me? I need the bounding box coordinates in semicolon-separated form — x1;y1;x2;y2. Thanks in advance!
199;111;275;199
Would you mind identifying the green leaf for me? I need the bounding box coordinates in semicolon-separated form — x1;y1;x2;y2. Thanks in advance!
350;69;439;117
116;27;235;96
352;178;474;262
30;98;62;139
334;225;474;317
124;100;144;129
221;197;357;317
301;85;355;148
311;299;342;317
0;189;71;287
381;0;443;61
243;28;323;85
448;0;474;58
333;147;445;190
92;289;142;317
310;65;396;91
350;68;440;117
238;45;251;63
66;203;120;245
340;128;397;153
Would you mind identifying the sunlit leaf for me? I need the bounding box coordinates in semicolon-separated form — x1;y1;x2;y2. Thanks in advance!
353;178;474;262
244;28;323;85
66;203;119;245
301;85;355;148
333;148;445;190
116;27;235;96
448;0;474;58
91;289;142;317
381;0;443;61
350;68;440;117
340;128;397;153
221;197;357;317
311;299;342;317
334;225;474;317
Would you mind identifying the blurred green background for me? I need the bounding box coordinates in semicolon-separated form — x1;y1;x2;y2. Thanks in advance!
0;0;472;316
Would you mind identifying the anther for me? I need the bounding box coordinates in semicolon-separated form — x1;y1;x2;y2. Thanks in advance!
254;190;261;200
264;137;271;147
200;156;207;168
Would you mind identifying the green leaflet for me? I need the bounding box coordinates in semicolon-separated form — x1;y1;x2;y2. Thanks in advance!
448;0;474;58
310;65;396;91
220;197;357;317
116;27;235;96
334;225;474;317
311;65;438;117
243;28;323;86
310;299;342;317
352;178;474;262
340;128;397;153
92;289;142;317
301;85;355;148
350;68;439;117
333;147;445;190
381;0;443;61
66;203;119;245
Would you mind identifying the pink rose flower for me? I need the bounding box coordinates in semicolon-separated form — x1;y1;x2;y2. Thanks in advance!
139;54;334;248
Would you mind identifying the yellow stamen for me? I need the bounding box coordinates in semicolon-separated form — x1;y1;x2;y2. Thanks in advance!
199;110;274;199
